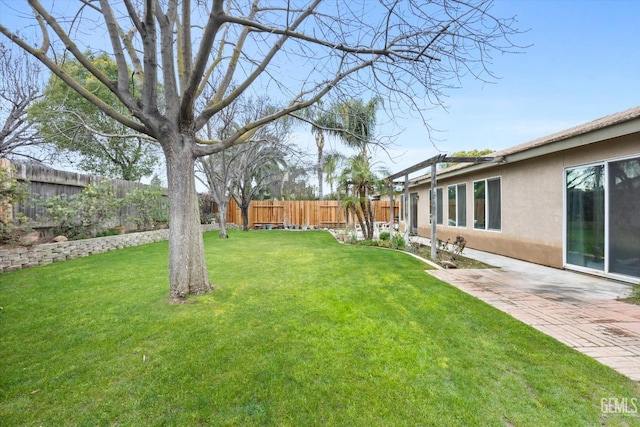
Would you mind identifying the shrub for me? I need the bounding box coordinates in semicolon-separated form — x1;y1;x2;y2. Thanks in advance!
77;181;120;235
437;235;466;261
379;231;390;241
39;193;78;237
391;232;405;249
124;185;167;231
0;165;29;244
39;181;120;239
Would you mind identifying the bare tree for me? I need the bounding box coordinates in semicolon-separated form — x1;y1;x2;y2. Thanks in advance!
197;94;291;236
0;1;522;299
233;141;289;231
0;42;48;160
196;94;241;239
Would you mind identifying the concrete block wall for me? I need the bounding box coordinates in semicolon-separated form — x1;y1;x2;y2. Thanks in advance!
0;224;219;273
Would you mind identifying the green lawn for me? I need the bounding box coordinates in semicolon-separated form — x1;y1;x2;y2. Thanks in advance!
1;230;639;426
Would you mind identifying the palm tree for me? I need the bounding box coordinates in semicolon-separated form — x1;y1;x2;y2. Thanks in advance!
324;151;347;225
335;97;380;157
340;154;385;240
323;151;347;197
305;101;340;201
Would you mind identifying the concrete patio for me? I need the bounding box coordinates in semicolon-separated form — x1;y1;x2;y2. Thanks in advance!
418;242;640;382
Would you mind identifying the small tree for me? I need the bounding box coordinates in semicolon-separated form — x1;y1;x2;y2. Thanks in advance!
302;101;341;201
197;95;291;236
233;142;288;231
77;181;120;236
29;53;159;181
124;185;167;231
340;155;387;240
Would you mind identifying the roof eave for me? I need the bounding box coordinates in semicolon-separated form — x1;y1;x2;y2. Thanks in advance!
410;112;640;186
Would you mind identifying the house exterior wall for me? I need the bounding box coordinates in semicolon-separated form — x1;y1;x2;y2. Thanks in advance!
411;134;640;269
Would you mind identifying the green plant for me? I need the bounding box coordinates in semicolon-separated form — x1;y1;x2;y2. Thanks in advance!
95;228;122;238
0;165;29;244
38;193;78;237
437;235;467;261
622;285;640;305
200;212;218;225
391;232;405;249
77;181;120;235
38;181;120;239
124;185;167;231
379;231;390;241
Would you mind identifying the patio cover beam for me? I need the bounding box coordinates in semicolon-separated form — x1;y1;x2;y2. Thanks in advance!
385;154;504;261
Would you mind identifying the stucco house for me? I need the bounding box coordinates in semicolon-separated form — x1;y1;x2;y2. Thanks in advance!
394;106;640;284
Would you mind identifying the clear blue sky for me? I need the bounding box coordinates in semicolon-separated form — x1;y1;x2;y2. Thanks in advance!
366;0;640;177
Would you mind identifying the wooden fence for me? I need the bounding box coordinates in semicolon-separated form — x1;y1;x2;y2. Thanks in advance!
3;160;164;230
226;199;399;229
2;159;398;231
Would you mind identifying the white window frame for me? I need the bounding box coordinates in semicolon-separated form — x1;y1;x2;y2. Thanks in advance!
473;176;501;231
428;187;444;225
447;183;467;228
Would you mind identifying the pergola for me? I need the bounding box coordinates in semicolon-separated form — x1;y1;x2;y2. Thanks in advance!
386;154;504;261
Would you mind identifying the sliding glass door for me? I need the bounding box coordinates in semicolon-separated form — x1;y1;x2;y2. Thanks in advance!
565;156;640;279
609;158;640;277
566;165;605;270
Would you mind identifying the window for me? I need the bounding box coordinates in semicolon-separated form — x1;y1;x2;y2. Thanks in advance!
428;187;443;225
474;178;501;230
447;183;467;227
487;178;501;230
458;184;467;227
448;186;456;226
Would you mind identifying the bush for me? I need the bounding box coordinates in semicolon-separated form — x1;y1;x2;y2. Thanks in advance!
379;231;390;241
39;193;78;237
77;181;120;235
391;232;405;249
39;181;120;239
0;165;29;244
437;235;467;261
124;185;168;231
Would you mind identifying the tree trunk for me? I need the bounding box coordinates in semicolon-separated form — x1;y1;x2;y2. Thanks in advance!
365;197;374;239
353;206;367;239
240;201;250;231
217;200;228;239
164;137;213;299
316;131;324;201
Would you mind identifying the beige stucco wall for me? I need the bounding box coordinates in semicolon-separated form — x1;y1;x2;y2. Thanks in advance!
410;134;640;268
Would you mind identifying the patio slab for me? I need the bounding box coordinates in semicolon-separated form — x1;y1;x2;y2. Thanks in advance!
420;243;640;382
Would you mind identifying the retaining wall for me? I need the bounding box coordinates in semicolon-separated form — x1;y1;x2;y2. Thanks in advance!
0;224;219;273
